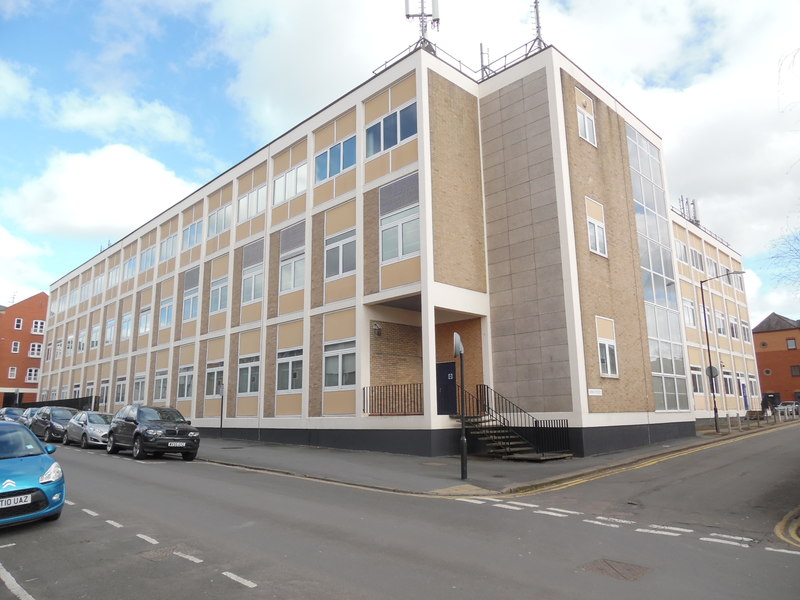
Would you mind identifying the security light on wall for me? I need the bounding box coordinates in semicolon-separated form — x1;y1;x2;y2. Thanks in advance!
373;323;382;336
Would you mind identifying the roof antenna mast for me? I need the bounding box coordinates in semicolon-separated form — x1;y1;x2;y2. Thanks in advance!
527;0;546;54
405;0;440;53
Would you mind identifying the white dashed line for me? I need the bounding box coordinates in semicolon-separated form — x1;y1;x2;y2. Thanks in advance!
636;528;682;537
481;498;503;503
65;500;75;506
136;534;159;545
493;504;524;511
0;561;36;600
700;537;749;548
174;551;203;563
596;516;636;524
507;501;539;508
0;544;15;549
223;572;257;588
583;519;620;528
455;498;486;504
534;510;569;518
105;520;123;528
545;508;583;515
82;509;99;517
709;533;754;542
648;524;693;533
765;547;800;556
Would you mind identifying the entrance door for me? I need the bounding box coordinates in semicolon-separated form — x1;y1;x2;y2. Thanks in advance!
436;362;457;415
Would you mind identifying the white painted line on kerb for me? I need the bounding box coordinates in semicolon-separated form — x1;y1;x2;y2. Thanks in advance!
545;508;583;515
584;519;620;528
455;498;485;504
0;544;15;550
534;510;569;518
700;537;749;548
0;561;36;600
82;509;99;517
596;516;636;525
106;520;123;528
174;552;203;564
648;524;693;533
223;572;257;588
709;533;754;542
507;501;539;508
65;500;75;506
493;504;524;511
765;547;800;556
136;534;159;545
636;528;682;537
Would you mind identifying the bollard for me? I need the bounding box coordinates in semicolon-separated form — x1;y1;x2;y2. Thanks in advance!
726;413;732;433
737;414;742;431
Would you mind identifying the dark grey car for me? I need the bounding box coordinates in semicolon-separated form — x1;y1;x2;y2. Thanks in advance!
106;405;200;461
29;406;79;443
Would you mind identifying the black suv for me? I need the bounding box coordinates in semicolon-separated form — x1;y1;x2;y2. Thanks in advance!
106;405;200;461
30;406;79;443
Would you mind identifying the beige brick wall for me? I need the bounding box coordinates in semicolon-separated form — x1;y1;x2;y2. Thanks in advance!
428;70;486;292
369;322;423;386
308;314;323;417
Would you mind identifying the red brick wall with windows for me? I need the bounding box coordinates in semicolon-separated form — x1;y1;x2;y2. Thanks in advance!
754;327;800;404
0;292;48;405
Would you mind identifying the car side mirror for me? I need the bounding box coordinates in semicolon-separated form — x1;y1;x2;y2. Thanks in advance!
45;445;57;454
186;420;191;425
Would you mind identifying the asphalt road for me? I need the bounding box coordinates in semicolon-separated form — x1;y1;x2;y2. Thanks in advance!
1;426;797;600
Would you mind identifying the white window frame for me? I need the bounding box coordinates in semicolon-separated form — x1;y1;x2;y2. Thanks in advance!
90;324;100;349
587;217;607;256
122;256;137;281
315;135;357;183
272;163;308;207
13;318;22;330
277;348;303;393
159;234;177;263
715;311;727;336
105;318;116;346
729;317;739;340
706;257;718;278
365;100;417;159
8;367;16;379
154;370;168;402
741;321;751;343
205;362;225;398
209;277;229;314
139;308;152;336
55;339;63;359
29;342;42;357
242;265;264;304
120;313;132;341
682;298;696;328
690;248;704;272
689;365;704;394
11;341;20;353
788;338;797;350
182;219;203;250
237;184;267;223
577;101;597;146
598;338;618;377
208;203;232;238
183;286;199;322
722;371;734;396
32;320;45;334
99;379;110;407
325;229;356;280
140;246;156;272
65;335;73;357
160;297;174;327
77;330;86;353
237;355;260;395
132;375;146;404
93;274;104;296
107;265;120;288
25;368;38;383
748;375;758;398
80;282;90;302
279;253;305;294
177;366;194;400
114;377;127;404
675;239;688;264
323;339;356;390
380;204;420;264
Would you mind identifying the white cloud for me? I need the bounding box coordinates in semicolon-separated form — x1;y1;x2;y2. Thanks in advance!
0;59;33;116
743;270;799;325
50;92;194;145
0;224;53;304
0;144;197;238
0;0;32;20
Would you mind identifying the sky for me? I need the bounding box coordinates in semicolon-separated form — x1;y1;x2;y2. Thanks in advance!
0;0;798;324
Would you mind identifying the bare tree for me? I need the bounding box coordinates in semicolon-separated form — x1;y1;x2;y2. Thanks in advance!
769;228;800;288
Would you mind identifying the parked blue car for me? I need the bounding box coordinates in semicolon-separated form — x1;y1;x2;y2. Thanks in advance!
0;421;65;527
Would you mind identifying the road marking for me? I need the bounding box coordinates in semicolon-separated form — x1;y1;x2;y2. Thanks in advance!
65;500;75;506
584;519;619;528
481;498;503;503
700;537;749;548
0;561;35;600
493;504;524;511
596;516;636;524
223;572;257;588
455;498;485;504
648;524;693;533
105;520;123;528
710;533;754;542
174;552;203;563
136;534;159;545
765;547;800;556
82;509;99;517
0;544;15;549
545;508;583;515
534;510;569;517
507;501;539;508
636;528;681;537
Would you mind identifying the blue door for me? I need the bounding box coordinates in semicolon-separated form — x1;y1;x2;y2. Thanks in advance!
436;362;457;415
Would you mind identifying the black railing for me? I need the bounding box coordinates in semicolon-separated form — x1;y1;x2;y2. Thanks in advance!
363;383;424;416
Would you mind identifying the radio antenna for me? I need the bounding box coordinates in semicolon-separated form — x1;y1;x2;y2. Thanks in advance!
405;0;440;52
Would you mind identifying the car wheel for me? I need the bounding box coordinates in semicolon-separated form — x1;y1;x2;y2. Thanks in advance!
62;432;70;446
44;428;53;443
181;451;197;462
132;436;146;460
44;510;62;522
80;434;89;449
106;433;119;454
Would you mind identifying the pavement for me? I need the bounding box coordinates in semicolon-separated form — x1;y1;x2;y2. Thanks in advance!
195;416;799;497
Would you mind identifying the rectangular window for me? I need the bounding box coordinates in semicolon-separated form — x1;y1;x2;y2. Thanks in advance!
132;375;145;404
107;265;120;288
237;356;260;395
114;377;127;404
690;365;704;394
140;246;156;272
706;257;718;278
32;320;45;334
577;105;596;145
315;135;357;183
65;335;74;357
588;218;607;256
242;265;264;304
209;277;229;314
80;282;90;302
177;366;194;400
55;339;63;359
365;101;417;158
722;371;734;395
690;249;704;271
277;349;303;393
77;330;86;353
13;318;22;330
122;257;137;281
138;308;152;335
788;338;797;350
748;375;758;397
90;324;100;349
72;383;81;398
120;313;132;341
715;311;727;336
25;368;38;383
729;317;739;340
325;229;356;279
182;220;203;250
682;298;696;328
791;365;800;377
11;341;20;353
159;297;174;328
8;367;16;379
183;281;199;321
741;321;751;343
324;340;356;389
99;379;110;407
28;342;42;357
159;234;177;262
721;266;733;286
68;288;78;307
598;340;618;377
208;203;232;238
280;253;305;294
93;274;104;296
154;370;168;401
381;205;420;263
45;342;52;361
675;240;688;264
86;381;94;399
105;318;116;345
237;184;267;223
273;163;307;206
733;273;745;292
205;362;225;397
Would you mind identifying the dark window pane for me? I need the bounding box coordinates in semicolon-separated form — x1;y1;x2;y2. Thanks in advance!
383;112;398;149
342;136;356;169
366;123;381;157
399;102;417;140
329;143;341;177
315;153;328;183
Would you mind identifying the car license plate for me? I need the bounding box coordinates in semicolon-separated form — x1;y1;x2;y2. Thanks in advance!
0;494;32;509
167;441;186;447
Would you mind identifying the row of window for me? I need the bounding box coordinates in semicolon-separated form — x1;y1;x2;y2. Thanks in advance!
7;367;39;382
680;298;752;342
675;239;745;291
763;365;800;377
7;341;43;356
10;318;46;333
688;366;759;398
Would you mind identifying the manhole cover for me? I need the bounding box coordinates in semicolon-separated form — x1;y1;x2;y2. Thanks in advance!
582;558;650;581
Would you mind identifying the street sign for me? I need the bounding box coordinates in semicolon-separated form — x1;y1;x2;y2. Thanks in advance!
706;366;719;378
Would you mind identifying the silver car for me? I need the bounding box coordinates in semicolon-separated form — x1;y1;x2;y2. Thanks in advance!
63;411;114;448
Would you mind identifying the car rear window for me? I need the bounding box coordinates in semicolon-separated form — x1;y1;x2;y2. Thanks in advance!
52;408;78;420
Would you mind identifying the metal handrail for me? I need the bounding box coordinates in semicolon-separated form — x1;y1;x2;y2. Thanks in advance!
363;383;424;416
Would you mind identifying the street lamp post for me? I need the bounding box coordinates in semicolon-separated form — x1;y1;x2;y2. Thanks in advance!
454;332;467;480
699;270;745;434
217;382;224;439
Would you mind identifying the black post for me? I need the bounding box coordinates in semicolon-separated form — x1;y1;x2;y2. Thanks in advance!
700;279;720;434
218;383;224;439
460;351;467;480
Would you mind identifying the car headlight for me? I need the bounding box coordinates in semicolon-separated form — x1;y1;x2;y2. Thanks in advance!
144;428;164;437
40;462;63;484
52;423;64;431
188;431;200;438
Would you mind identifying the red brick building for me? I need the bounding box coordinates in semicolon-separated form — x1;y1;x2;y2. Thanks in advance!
753;312;800;407
0;292;48;406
